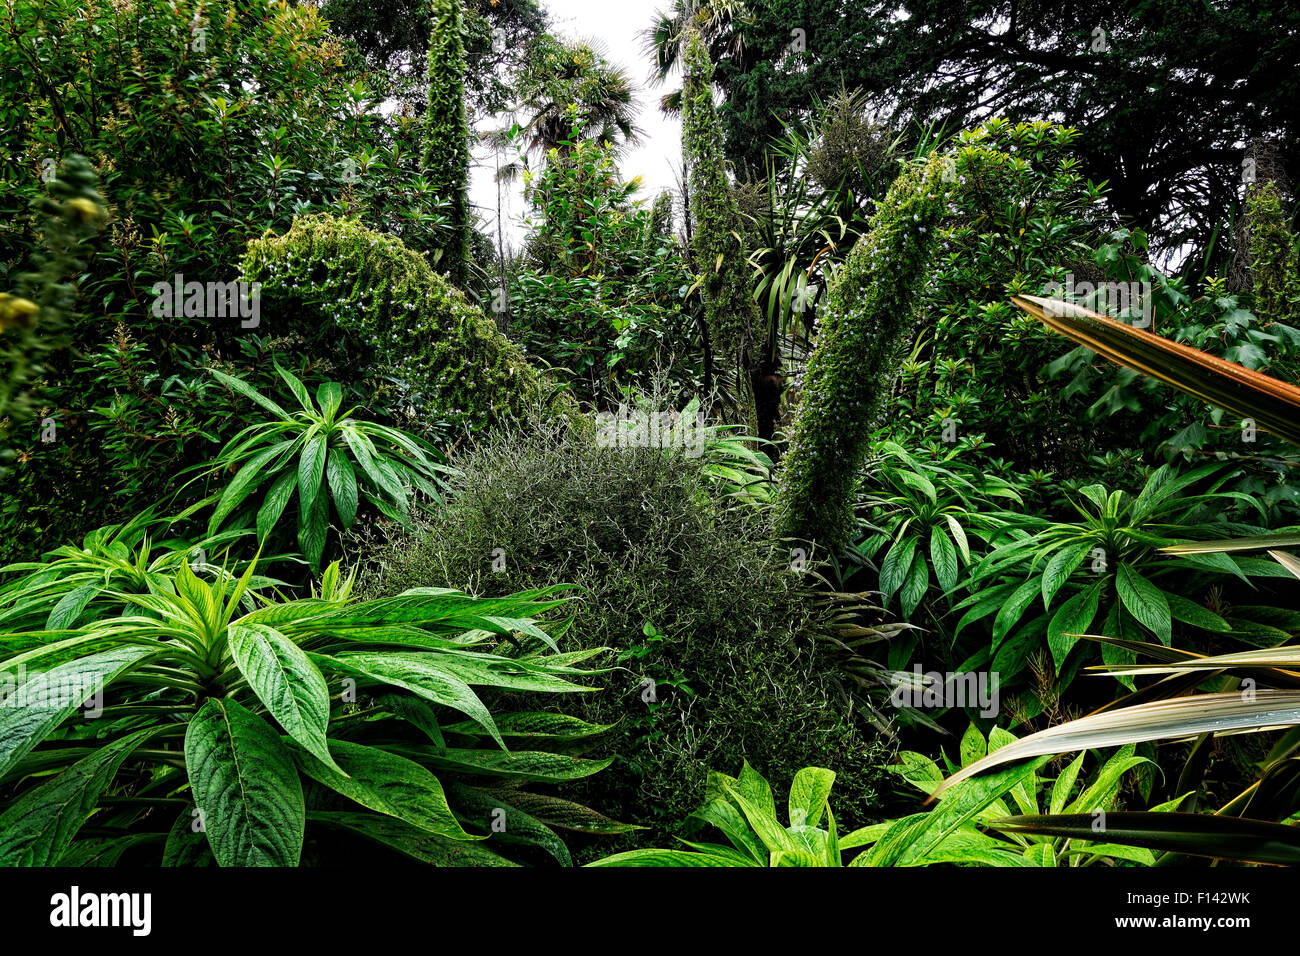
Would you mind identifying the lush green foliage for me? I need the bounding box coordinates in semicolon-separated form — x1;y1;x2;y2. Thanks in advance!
0;155;104;453
357;418;890;850
0;0;458;561
1247;182;1300;327
591;723;1156;867
0;551;621;866
240;214;574;437
512;134;697;403
421;0;472;284
192;363;450;571
955;465;1285;706
854;441;1023;621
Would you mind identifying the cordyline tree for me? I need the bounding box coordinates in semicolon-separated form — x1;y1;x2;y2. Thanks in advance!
681;24;770;435
422;0;472;286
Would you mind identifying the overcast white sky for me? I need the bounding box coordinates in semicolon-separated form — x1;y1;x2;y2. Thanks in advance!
468;0;681;250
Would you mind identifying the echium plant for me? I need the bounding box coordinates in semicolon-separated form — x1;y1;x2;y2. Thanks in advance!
681;23;764;427
422;0;472;285
191;362;451;571
0;554;623;866
778;121;1102;550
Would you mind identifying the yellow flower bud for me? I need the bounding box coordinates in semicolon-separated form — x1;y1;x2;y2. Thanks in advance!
0;295;40;331
66;197;103;224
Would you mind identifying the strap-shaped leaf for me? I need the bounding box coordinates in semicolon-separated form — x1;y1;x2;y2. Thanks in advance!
990;812;1300;866
274;361;316;414
1012;294;1300;446
932;691;1300;798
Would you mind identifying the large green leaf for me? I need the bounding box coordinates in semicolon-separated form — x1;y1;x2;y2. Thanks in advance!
317;653;502;746
309;811;516;866
0;729;151;865
586;848;745;867
184;698;305;866
298;485;330;571
256;469;298;542
0;645;154;779
297;739;476;841
326;446;359;529
1115;563;1171;644
788;766;836;830
227;623;341;775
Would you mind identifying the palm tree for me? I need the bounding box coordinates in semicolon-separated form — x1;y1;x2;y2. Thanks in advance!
514;35;643;159
641;0;751;115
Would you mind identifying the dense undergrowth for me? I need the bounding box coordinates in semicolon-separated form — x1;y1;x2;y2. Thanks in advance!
2;0;1299;868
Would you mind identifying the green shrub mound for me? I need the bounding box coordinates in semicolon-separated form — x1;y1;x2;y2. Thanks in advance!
240;214;572;434
358;420;891;855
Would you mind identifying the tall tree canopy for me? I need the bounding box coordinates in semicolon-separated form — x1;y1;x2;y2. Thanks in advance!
660;0;1300;275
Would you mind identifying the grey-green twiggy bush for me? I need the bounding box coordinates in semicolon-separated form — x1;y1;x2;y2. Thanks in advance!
356;415;892;855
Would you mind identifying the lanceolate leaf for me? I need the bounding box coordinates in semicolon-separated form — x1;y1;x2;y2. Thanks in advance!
931;691;1300;799
1011;294;1300;447
990;812;1300;866
309;811;516;867
296;739;476;841
0;645;154;779
298;488;330;571
256;469;298;542
184;698;305;867
0;729;152;865
316;653;503;747
1115;563;1172;644
326;447;359;529
227;623;342;775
